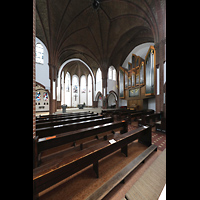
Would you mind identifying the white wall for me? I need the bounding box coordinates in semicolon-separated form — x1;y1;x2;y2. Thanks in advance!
35;37;50;92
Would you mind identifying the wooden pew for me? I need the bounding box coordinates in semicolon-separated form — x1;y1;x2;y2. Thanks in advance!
33;120;128;168
101;108;129;117
101;109;154;124
36;111;92;119
33;125;155;198
36;112;97;123
129;109;154;123
86;144;157;200
36;114;104;129
155;117;166;133
36;117;113;138
138;112;163;127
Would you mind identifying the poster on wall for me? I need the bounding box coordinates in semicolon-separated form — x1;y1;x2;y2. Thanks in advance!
119;67;125;98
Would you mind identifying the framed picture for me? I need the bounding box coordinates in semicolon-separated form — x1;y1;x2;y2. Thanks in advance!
119;67;125;98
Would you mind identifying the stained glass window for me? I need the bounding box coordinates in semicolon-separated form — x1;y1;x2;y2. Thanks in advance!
36;91;41;101
43;92;48;101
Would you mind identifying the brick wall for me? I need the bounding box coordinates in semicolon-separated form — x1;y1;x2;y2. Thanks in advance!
33;0;36;138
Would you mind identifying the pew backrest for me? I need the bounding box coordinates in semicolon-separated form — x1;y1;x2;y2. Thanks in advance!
36;117;114;138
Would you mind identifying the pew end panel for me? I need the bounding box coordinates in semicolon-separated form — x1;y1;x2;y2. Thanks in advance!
33;136;39;169
138;125;152;147
120;120;128;134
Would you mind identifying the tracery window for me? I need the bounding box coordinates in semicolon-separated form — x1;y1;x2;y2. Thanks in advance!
36;43;44;64
108;66;116;80
96;68;102;82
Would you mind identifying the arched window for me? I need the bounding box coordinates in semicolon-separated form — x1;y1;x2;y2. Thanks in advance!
36;43;44;64
88;74;92;106
96;68;102;95
72;75;79;107
108;67;112;80
80;75;86;104
113;67;116;81
108;66;116;80
65;72;71;106
96;68;102;82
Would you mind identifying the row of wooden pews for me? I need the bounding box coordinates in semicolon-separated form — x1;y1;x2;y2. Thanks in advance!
33;111;157;199
101;108;155;124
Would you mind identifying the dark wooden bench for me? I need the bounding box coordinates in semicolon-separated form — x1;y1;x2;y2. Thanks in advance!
36;111;91;119
33;120;128;168
36;114;104;129
33;125;156;199
36;112;97;123
36;117;113;138
101;108;129;117
155;117;166;133
101;109;154;124
86;144;157;200
138;112;163;127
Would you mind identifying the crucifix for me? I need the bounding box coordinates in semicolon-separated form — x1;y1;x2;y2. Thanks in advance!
74;94;78;101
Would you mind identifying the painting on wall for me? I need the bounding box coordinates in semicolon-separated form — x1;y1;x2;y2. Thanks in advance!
119;67;125;98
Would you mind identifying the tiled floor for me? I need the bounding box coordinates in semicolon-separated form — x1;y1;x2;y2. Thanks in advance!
128;121;166;151
152;132;166;151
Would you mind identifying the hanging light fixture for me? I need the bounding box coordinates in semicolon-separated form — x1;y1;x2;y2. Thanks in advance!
92;0;100;10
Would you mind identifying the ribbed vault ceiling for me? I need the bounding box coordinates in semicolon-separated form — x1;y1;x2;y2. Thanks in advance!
36;0;165;76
